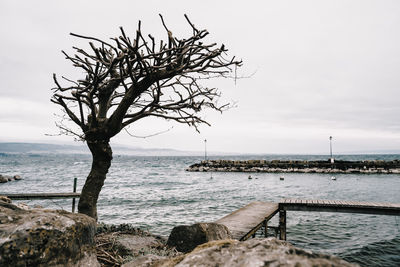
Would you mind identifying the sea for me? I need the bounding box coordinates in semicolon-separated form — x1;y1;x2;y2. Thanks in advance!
1;153;399;266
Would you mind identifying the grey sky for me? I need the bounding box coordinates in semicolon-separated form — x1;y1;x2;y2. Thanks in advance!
0;0;399;154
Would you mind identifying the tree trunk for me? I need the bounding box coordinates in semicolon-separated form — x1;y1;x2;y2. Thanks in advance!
78;140;112;219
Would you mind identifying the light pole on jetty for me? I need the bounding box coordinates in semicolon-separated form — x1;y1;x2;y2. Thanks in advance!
204;139;207;162
329;136;334;163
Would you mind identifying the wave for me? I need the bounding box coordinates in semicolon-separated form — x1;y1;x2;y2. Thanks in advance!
339;236;400;267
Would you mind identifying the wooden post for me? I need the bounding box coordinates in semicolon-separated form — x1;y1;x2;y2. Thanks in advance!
279;209;286;240
72;178;77;213
264;220;268;237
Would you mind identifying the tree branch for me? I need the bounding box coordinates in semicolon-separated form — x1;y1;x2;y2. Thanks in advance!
52;14;242;141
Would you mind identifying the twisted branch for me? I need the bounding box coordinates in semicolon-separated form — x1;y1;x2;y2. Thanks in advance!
52;14;241;141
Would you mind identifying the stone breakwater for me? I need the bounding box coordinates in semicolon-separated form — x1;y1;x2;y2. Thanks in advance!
186;160;400;174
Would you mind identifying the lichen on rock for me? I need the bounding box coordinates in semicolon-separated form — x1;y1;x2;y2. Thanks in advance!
0;198;99;267
167;223;232;253
161;238;359;267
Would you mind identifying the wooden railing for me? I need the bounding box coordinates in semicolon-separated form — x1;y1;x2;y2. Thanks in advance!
278;198;400;240
0;178;80;212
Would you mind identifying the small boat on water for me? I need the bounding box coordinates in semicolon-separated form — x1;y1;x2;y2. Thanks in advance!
331;176;337;180
248;175;252;180
280;176;284;180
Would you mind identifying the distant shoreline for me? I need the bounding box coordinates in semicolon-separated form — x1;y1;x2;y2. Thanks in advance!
186;159;400;174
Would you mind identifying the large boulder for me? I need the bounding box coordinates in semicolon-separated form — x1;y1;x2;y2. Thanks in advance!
123;238;359;267
167;223;232;253
0;199;99;267
0;196;11;203
159;238;358;267
122;254;171;267
175;238;359;266
0;175;8;183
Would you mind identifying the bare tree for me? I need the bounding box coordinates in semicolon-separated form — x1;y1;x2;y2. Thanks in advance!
51;15;241;219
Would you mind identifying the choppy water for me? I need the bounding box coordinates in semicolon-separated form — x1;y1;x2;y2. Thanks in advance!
1;153;400;266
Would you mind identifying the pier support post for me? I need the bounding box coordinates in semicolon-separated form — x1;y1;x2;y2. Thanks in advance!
72;178;77;213
264;220;268;237
279;208;286;240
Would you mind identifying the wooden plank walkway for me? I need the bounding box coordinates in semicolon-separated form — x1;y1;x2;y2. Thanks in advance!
280;198;400;216
3;193;81;200
216;201;279;241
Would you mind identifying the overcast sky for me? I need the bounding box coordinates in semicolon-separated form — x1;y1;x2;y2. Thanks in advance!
0;0;399;154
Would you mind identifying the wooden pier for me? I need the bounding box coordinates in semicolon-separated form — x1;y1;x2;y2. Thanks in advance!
0;178;80;212
1;193;81;212
279;198;400;215
216;199;400;241
278;198;400;240
4;193;81;200
216;201;279;240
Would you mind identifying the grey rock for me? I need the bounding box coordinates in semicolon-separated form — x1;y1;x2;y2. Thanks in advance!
174;238;359;267
0;196;11;203
121;254;169;267
167;223;232;253
0;175;7;183
5;175;14;181
0;199;99;267
0;174;22;183
52;252;100;267
117;234;164;253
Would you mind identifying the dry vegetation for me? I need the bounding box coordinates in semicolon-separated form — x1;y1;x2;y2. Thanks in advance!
95;224;180;266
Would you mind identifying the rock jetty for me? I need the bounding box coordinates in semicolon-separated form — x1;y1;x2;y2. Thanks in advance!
186;159;400;174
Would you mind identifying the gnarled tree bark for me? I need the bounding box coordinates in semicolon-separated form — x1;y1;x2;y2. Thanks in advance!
78;140;112;219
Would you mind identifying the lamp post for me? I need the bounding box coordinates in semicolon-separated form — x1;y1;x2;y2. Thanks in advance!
204;139;207;162
329;136;334;163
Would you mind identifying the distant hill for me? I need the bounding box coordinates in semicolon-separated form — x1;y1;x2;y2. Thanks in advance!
0;142;87;154
0;142;202;156
334;149;400;155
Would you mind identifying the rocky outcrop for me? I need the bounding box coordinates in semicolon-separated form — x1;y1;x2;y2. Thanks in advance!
175;238;359;267
167;223;232;253
131;238;358;267
186;159;400;174
0;174;22;183
122;254;173;267
0;198;99;267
